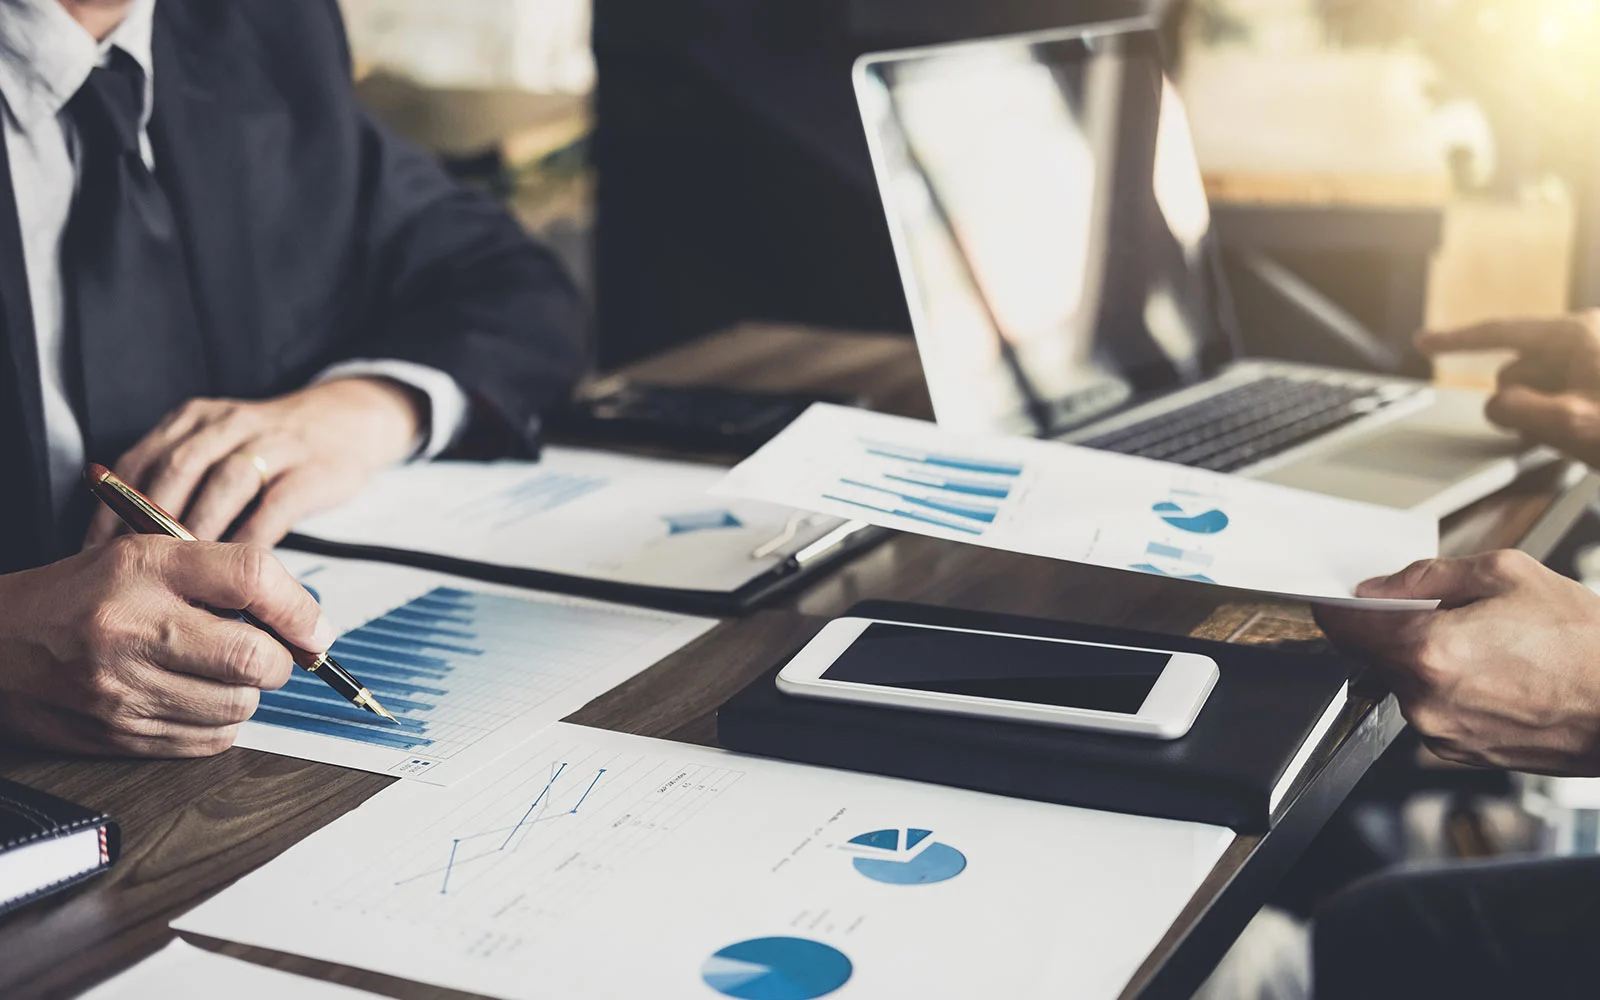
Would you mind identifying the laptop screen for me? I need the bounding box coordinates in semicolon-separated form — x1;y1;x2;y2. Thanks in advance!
855;24;1237;436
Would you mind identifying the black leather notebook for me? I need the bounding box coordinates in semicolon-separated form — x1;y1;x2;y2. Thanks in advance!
717;601;1354;832
0;778;120;916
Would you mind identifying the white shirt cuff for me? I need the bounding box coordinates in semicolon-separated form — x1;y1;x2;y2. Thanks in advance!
312;360;472;460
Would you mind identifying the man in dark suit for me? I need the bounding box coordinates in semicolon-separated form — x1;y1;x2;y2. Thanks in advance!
0;0;586;755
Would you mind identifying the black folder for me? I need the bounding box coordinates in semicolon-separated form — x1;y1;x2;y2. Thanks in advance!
717;601;1354;832
284;523;886;617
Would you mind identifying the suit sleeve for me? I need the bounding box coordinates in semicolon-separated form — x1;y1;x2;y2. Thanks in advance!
319;3;590;454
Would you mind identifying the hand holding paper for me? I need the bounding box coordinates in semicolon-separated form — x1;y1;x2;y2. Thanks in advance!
711;405;1439;609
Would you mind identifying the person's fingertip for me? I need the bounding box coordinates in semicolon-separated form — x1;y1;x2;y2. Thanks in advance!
1488;385;1557;432
312;615;338;652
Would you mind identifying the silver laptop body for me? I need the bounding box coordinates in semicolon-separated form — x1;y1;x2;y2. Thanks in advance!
852;19;1546;517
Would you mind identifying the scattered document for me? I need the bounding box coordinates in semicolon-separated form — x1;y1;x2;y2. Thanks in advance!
713;404;1439;609
176;723;1233;1000
240;552;715;784
293;448;851;594
83;940;374;1000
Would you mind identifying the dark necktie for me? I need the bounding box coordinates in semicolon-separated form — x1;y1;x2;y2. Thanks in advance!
61;49;209;474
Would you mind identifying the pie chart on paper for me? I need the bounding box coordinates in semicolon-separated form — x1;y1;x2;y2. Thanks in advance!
847;827;968;885
1152;500;1229;535
701;937;853;1000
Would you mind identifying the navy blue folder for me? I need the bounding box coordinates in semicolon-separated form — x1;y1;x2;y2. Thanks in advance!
717;600;1355;832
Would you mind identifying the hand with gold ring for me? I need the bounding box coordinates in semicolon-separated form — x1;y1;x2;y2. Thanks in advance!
239;450;272;489
84;378;427;547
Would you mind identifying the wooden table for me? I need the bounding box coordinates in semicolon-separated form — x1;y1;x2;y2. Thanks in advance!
1;325;1592;999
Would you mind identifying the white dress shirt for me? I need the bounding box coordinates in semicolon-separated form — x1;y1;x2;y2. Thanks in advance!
0;0;470;517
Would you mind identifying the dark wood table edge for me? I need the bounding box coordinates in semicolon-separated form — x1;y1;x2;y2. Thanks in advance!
1119;694;1404;1000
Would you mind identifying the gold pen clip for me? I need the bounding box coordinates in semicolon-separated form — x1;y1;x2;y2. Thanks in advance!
98;470;197;540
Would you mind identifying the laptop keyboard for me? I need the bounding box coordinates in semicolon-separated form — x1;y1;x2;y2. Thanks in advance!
1075;376;1418;473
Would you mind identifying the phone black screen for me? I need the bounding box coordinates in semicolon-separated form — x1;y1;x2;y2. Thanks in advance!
819;624;1169;715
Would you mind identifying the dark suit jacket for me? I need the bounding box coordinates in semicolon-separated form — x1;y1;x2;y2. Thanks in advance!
0;0;588;573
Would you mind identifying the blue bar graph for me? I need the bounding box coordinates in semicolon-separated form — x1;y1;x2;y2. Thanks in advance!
1144;541;1213;567
458;472;610;530
252;707;429;751
840;479;998;523
828;438;1026;538
1130;541;1216;584
251;586;573;755
883;472;1013;499
1129;563;1216;584
861;441;1024;478
330;641;454;672
823;494;984;535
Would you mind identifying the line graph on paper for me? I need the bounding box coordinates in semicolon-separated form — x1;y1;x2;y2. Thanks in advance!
395;760;610;895
321;734;743;943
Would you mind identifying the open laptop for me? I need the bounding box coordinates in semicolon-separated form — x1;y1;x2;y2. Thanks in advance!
852;20;1547;517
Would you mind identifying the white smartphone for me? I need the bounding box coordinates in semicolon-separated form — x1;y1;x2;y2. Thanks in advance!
775;618;1219;739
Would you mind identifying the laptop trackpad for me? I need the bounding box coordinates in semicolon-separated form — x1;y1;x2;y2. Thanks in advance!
1260;427;1523;509
1325;428;1521;478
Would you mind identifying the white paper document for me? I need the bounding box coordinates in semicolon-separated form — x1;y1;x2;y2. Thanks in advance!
176;723;1234;1000
83;940;374;1000
239;552;715;783
294;448;851;594
712;404;1439;608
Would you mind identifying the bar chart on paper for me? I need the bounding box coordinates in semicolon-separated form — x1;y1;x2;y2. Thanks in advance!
715;404;1441;607
238;554;716;783
821;439;1026;537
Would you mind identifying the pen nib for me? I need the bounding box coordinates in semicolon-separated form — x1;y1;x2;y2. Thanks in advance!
355;689;401;725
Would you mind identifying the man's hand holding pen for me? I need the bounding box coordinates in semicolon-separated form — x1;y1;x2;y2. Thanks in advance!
0;537;333;757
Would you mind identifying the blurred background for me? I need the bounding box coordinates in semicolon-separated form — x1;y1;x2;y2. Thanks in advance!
336;0;1600;968
337;0;1599;373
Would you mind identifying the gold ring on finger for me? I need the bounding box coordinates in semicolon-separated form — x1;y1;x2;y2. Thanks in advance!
237;450;271;488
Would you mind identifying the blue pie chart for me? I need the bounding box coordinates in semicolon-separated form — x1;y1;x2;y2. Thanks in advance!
701;937;852;1000
1153;501;1229;534
848;828;967;885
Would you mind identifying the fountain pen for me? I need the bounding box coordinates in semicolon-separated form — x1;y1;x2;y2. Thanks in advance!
83;464;399;725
